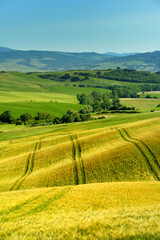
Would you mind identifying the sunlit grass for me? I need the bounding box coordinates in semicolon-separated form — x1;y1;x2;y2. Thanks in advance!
0;182;160;240
0;111;160;239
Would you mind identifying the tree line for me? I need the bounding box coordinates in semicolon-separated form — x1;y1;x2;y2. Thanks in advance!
0;91;138;126
38;70;160;98
0;108;92;126
38;68;160;84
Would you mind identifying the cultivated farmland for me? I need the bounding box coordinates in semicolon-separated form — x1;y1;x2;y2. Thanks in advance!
0;112;160;239
0;70;160;239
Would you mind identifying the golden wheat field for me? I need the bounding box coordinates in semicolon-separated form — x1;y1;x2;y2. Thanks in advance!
0;114;160;239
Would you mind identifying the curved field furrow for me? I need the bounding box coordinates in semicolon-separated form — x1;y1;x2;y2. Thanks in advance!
75;135;86;184
70;135;79;185
0;117;159;191
26;187;70;216
70;134;86;185
10;141;40;191
2;188;70;223
0;141;37;162
123;128;160;170
37;140;41;150
9;153;31;191
0;192;49;223
117;128;160;181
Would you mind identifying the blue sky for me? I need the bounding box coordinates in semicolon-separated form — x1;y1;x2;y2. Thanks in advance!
0;0;160;53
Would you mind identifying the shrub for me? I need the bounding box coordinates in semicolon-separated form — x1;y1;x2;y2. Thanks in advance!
15;119;23;125
145;95;151;98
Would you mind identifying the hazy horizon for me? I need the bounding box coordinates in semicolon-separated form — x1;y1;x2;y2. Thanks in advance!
0;45;150;55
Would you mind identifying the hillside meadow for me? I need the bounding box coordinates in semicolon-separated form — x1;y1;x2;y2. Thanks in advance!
0;71;160;118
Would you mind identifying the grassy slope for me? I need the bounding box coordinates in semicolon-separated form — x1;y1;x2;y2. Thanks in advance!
0;113;160;239
0;71;111;117
0;102;83;118
0;113;160;191
0;71;160;117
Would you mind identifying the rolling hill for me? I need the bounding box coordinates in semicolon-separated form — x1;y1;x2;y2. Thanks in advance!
0;113;160;192
0;70;160;119
102;51;160;72
1;47;160;71
0;46;15;52
0;49;112;72
0;69;160;239
0;113;160;239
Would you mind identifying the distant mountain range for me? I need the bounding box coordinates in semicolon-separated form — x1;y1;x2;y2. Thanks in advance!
0;47;15;52
0;47;160;72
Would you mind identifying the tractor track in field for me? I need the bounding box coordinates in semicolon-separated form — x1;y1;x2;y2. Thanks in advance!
26;187;70;216
70;135;86;185
75;135;86;184
3;188;70;223
117;128;160;181
10;141;41;191
70;135;79;185
1;188;58;223
122;128;160;170
1;192;46;218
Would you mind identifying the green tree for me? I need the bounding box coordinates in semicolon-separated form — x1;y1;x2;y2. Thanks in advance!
101;99;110;110
112;90;121;109
60;73;70;80
35;112;55;121
92;100;101;112
77;94;92;105
97;71;102;78
80;105;92;114
20;113;32;122
80;113;91;121
91;91;102;101
71;76;80;82
62;109;79;123
0;110;14;123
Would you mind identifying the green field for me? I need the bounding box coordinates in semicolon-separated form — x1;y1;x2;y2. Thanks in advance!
121;98;160;112
0;71;111;117
140;92;160;99
0;71;160;118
